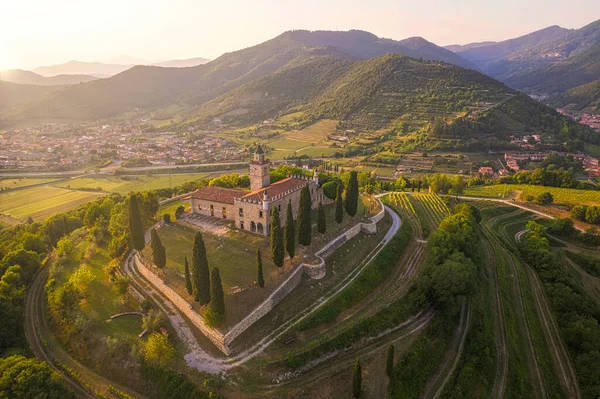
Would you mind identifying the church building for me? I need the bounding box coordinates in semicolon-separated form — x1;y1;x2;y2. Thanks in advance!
190;145;327;235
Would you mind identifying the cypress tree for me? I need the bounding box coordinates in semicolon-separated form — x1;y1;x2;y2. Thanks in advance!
209;267;225;315
150;228;166;268
284;200;295;260
335;184;344;225
184;256;192;295
353;359;362;398
386;344;394;379
344;171;359;217
129;194;145;251
256;248;264;288
270;207;285;268
317;201;326;238
191;232;210;305
297;185;312;246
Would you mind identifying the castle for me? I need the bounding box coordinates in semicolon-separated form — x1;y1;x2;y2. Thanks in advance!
190;145;326;235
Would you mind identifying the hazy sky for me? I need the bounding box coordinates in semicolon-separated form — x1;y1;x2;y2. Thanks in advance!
1;0;598;70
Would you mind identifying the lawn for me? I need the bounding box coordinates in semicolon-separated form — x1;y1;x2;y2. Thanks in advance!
55;173;210;194
464;184;600;206
0;177;62;190
0;186;104;222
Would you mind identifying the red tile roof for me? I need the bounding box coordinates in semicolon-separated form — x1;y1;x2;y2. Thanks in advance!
191;186;247;205
242;177;308;202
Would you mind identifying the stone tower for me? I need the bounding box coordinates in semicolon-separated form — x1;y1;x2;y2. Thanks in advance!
250;144;270;191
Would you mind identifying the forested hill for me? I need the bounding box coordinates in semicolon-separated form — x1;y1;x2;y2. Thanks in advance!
505;44;600;114
301;54;512;130
3;29;476;124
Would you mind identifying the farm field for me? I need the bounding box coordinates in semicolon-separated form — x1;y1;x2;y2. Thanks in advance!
0;186;104;222
388;191;449;236
55;173;210;194
464;184;600;206
0;177;62;190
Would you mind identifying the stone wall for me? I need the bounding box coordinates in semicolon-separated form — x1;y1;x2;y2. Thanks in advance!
134;254;231;355
191;198;237;221
136;197;386;355
223;265;305;347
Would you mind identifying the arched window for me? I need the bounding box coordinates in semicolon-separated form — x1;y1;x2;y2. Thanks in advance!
250;221;256;232
257;223;264;235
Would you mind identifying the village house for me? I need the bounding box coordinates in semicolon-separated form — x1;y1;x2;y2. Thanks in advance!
190;145;327;235
478;166;495;176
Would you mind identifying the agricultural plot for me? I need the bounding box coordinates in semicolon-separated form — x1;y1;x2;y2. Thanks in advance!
464;184;600;206
55;173;210;194
0;186;104;222
0;177;62;191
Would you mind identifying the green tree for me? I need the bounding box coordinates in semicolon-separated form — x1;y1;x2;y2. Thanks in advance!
344;171;359;217
571;205;587;221
297;185;312;246
209;268;225;316
150;228;166;268
143;332;174;367
317;201;326;238
353;359;362;398
585;205;600;225
128;194;145;251
191;232;210;305
184;256;192;295
322;181;338;200
270;207;285;267
536;191;554;205
335;183;344;225
284;200;296;260
0;355;73;399
256;248;265;288
386;344;395;379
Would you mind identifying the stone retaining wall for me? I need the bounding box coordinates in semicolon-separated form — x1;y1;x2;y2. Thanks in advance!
223;265;305;347
134;255;231;355
136;198;386;355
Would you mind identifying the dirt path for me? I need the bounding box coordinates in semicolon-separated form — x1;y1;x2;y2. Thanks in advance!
421;301;471;399
270;310;436;390
484;224;546;398
482;230;508;399
515;225;582;398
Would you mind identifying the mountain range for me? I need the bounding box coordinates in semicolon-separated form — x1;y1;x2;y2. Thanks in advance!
31;57;211;78
0;69;97;86
1;26;599;150
448;19;600;113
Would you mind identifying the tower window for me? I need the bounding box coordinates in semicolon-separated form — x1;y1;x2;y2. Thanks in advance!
259;211;263;218
239;207;244;217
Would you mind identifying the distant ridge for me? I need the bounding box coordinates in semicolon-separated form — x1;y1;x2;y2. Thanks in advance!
0;69;97;86
32;56;211;78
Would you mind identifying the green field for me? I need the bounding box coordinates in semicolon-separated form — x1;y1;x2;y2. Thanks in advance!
55;173;210;194
0;177;62;190
464;184;600;206
0;186;104;222
143;223;278;291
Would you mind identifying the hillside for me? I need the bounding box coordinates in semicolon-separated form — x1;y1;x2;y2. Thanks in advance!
448;25;573;79
188;50;355;123
153;57;211;68
506;43;600;93
7;30;478;123
0;81;63;113
301;54;511;131
0;69;97;86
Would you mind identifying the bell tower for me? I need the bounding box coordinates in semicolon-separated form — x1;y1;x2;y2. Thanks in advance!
250;144;271;191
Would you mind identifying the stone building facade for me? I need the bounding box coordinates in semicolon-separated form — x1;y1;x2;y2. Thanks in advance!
191;145;328;236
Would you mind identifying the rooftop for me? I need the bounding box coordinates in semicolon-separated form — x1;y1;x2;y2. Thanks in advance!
241;177;309;203
192;186;247;205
